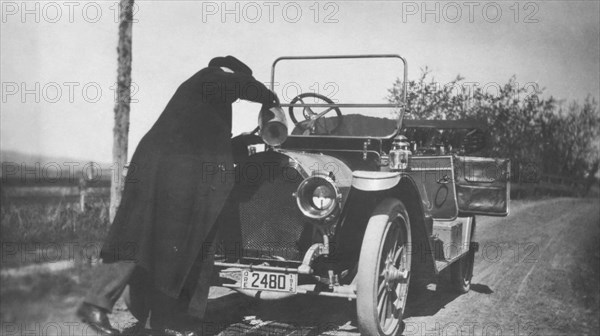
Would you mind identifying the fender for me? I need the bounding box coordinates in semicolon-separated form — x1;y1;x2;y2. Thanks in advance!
351;170;401;191
347;171;438;280
390;176;439;280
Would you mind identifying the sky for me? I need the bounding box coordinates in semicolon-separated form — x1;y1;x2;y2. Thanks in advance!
1;0;599;163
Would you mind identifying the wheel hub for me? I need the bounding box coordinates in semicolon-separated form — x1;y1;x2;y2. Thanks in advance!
385;266;409;283
382;247;408;290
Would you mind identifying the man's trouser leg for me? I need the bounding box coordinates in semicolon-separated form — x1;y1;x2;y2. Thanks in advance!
149;225;218;330
148;258;214;330
148;288;188;329
84;261;137;312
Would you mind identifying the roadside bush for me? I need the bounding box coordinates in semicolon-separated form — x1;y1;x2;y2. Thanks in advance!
387;69;600;183
0;199;110;257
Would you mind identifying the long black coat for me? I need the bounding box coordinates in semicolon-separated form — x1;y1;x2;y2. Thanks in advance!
100;66;276;303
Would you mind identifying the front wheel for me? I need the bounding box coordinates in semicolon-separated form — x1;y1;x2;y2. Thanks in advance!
357;198;411;336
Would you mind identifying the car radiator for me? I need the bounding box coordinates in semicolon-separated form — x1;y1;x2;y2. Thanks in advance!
232;156;310;262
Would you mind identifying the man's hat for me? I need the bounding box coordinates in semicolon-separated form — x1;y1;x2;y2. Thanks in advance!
208;56;253;75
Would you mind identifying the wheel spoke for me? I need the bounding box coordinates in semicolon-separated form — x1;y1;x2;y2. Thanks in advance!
379;241;391;276
394;245;404;263
377;290;387;321
378;279;386;297
388;286;398;312
394;281;406;308
388;224;401;262
387;291;396;321
380;291;391;326
381;226;396;265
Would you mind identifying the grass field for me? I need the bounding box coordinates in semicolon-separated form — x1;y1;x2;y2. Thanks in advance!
0;194;111;269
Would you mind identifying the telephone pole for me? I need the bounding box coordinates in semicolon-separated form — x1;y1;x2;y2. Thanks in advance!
110;0;134;222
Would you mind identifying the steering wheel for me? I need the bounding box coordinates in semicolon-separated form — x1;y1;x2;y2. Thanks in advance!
288;92;343;135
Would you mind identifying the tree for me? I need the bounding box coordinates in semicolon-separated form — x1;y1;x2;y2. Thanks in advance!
110;0;134;222
387;70;600;182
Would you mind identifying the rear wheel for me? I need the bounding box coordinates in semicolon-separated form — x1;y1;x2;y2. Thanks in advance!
450;216;475;293
357;198;411;336
450;249;474;293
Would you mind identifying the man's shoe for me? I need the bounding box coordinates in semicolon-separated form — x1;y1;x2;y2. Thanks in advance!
76;302;121;335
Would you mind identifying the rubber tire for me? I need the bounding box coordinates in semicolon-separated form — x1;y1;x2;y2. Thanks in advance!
450;216;476;293
357;198;411;336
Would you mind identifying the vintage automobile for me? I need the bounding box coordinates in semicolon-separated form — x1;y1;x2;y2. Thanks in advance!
126;54;510;336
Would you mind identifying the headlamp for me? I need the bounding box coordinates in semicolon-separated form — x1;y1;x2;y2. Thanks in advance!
296;175;340;219
389;135;411;171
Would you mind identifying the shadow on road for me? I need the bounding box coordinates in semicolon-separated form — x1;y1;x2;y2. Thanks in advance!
470;283;494;295
189;282;497;335
404;282;493;318
202;295;358;335
404;287;461;318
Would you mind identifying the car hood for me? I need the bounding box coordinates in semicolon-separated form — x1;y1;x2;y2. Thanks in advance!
276;149;353;209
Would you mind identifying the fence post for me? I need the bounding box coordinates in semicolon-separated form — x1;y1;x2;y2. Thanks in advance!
79;177;87;212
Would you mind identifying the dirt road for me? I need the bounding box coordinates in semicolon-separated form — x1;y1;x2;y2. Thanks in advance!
198;198;600;335
1;198;598;335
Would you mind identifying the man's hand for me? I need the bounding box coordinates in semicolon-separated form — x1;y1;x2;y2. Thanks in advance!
265;90;280;109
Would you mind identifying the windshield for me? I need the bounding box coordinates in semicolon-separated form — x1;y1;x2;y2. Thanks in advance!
271;55;406;138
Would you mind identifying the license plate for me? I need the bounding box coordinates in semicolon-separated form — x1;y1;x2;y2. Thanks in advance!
241;270;297;293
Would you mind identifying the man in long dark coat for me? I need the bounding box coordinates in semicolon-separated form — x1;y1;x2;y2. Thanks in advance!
77;56;278;335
